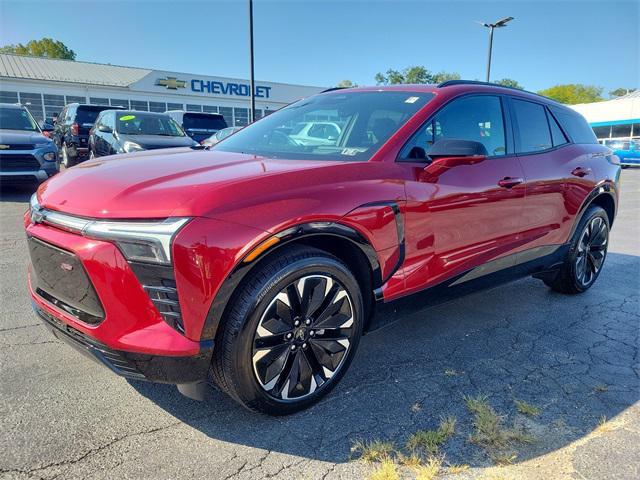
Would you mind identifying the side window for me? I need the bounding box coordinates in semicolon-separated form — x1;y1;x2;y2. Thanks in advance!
93;113;103;129
512;99;552;153
103;112;115;130
399;95;506;160
547;109;568;147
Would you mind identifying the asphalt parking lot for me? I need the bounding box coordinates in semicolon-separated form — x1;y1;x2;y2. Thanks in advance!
1;170;638;480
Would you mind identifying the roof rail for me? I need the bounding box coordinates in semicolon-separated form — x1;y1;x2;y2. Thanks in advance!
320;86;349;93
437;79;561;104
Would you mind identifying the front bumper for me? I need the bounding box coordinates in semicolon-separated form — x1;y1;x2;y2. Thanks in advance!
0;146;59;182
34;303;213;383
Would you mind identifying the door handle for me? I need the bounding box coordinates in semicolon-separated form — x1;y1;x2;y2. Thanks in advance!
498;177;523;189
571;167;592;178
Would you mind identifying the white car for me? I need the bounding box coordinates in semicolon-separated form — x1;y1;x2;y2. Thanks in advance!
289;121;342;146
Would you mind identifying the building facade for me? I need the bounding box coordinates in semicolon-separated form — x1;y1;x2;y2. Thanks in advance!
0;54;324;126
570;90;640;141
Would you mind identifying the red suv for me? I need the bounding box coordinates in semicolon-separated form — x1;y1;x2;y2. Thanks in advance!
26;81;620;415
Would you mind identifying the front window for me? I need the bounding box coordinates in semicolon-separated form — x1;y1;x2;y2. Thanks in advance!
212;91;434;161
116;112;185;136
0;107;39;131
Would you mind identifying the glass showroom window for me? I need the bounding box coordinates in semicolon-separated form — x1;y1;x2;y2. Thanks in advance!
149;101;167;113
19;92;44;121
592;125;611;139
65;95;86;104
89;97;110;106
130;100;149;111
218;107;233;126
167;102;183;110
186;104;202;112
234;107;248;126
0;90;18;104
611;123;632;138
111;99;129;109
203;105;219;114
43;94;65;120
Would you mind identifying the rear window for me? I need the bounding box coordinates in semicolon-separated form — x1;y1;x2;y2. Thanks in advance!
75;106;111;126
549;107;597;144
183;113;227;133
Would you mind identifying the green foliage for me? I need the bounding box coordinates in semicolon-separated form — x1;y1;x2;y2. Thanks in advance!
537;83;603;104
0;38;76;60
375;66;460;85
609;87;636;98
494;78;524;89
336;79;357;88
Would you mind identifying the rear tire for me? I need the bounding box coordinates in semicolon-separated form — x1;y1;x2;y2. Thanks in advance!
61;144;75;168
210;246;364;415
543;205;609;294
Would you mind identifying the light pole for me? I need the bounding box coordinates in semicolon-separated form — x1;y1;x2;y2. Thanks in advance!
477;16;514;82
248;0;256;123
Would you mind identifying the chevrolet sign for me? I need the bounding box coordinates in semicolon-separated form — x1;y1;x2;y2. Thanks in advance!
156;77;187;90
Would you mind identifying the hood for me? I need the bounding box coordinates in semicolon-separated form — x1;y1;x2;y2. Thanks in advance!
119;134;196;149
37;149;344;219
0;129;51;145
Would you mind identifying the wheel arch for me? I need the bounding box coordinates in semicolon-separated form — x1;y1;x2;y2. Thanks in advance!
200;222;383;341
568;184;617;241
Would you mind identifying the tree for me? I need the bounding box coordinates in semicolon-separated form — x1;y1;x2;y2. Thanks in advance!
375;66;460;85
336;79;357;88
609;87;636;98
0;38;76;60
494;78;523;89
537;84;603;104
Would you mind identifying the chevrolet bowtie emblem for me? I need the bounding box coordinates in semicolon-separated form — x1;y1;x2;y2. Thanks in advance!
156;77;187;90
0;144;10;150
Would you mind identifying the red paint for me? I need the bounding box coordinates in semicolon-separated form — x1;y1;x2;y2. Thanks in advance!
27;84;620;363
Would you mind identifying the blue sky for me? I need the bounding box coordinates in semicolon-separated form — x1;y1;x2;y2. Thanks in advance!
0;0;638;94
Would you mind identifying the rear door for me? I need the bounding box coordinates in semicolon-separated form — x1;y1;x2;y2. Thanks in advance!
510;98;596;252
399;94;527;294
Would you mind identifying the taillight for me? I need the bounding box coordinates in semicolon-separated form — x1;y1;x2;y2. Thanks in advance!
42;131;51;138
71;123;79;136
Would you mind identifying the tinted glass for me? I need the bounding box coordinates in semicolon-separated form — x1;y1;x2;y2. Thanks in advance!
116;112;185;136
0;107;39;131
592;125;611;139
213;91;433;161
75;106;111;126
183;113;227;133
547;110;568;146
512;99;552;152
400;95;506;159
549;106;597;144
611;123;632;138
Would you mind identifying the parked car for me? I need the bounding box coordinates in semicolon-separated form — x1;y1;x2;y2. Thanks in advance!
602;138;640;167
89;110;197;157
53;104;123;167
0;103;58;184
289;121;343;146
201;126;243;146
165;110;228;144
26;81;620;415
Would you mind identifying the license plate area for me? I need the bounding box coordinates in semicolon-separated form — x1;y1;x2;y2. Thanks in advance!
28;236;105;324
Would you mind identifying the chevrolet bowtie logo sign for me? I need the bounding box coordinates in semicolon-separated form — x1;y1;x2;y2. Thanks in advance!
0;145;10;150
155;77;187;90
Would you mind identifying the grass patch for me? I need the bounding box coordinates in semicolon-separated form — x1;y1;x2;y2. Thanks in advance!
410;402;422;413
367;458;399;480
406;416;456;454
351;439;396;463
514;399;541;416
447;463;470;474
491;452;518;466
464;394;534;449
411;456;442;480
444;368;460;376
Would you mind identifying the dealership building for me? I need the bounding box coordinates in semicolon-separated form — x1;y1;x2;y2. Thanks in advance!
570;90;640;141
0;53;324;126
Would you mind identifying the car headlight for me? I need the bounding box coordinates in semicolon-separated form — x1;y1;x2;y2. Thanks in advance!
29;194;189;264
43;152;56;161
123;141;144;153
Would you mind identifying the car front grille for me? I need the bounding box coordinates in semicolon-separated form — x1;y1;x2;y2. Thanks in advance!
0;153;41;171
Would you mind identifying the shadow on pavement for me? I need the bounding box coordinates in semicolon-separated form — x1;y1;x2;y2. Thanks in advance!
132;251;639;466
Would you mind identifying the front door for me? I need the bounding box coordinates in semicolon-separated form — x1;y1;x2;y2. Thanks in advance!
397;94;526;296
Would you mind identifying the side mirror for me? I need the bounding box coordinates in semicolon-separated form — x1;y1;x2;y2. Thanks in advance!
97;125;113;133
421;139;488;182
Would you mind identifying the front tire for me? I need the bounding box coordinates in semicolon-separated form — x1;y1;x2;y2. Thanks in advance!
210;246;364;415
543;205;609;294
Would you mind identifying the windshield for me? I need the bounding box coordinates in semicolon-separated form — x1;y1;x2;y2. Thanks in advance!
116;113;185;136
183;113;227;133
212;91;434;161
0;107;39;132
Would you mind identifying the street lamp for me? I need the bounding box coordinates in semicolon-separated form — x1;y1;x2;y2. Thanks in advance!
248;0;256;123
477;16;514;82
